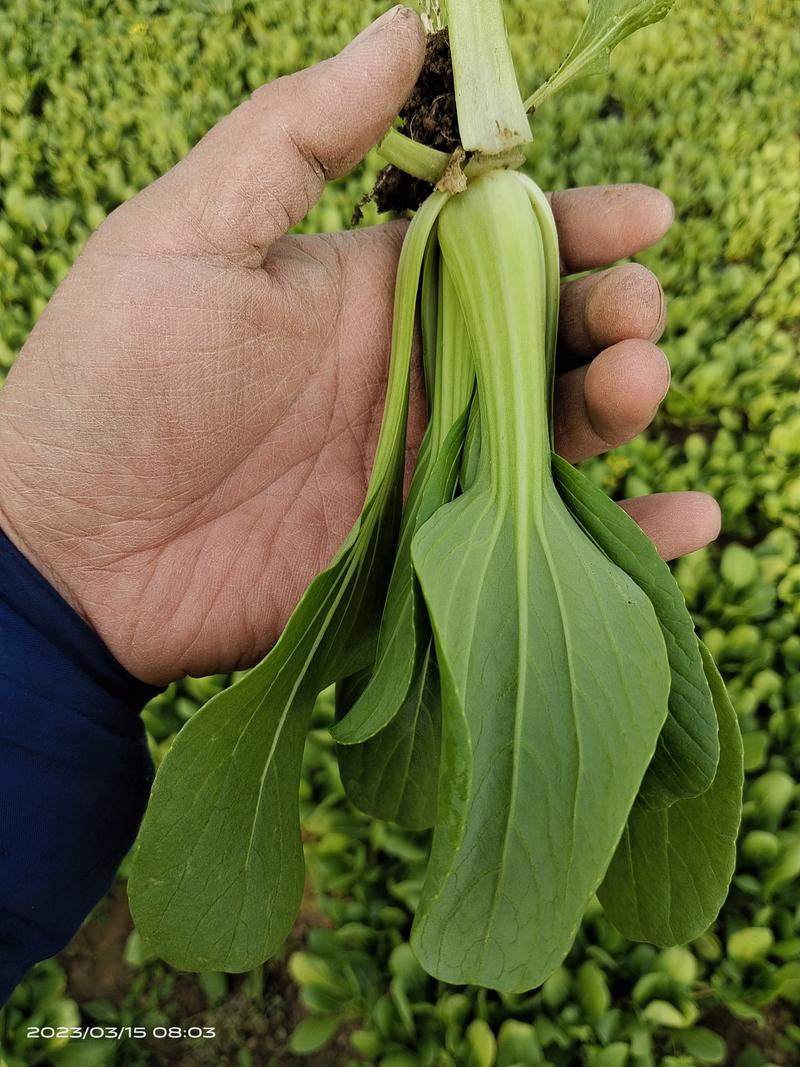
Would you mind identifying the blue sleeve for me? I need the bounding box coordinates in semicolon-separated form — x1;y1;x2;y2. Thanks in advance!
0;528;161;1005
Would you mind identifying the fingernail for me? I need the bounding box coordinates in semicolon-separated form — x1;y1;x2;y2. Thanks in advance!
657;349;672;402
647;283;668;343
345;6;406;51
663;192;676;226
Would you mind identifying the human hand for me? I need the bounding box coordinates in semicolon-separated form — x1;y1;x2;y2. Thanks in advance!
0;6;719;685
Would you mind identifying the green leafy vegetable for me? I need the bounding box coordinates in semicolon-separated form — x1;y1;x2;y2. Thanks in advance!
444;0;532;153
525;0;679;112
334;410;470;829
409;172;671;992
553;454;720;809
334;263;474;824
129;0;740;994
598;644;744;944
128;192;449;970
332;262;473;748
336;652;441;830
330;430;436;748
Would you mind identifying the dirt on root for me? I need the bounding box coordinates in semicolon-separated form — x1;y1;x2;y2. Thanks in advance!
399;28;460;154
58;881;349;1067
359;28;460;220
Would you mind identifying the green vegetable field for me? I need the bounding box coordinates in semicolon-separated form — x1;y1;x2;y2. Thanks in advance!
1;0;799;1064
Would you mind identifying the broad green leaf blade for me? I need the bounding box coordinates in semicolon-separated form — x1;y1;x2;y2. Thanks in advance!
128;192;449;973
410;175;671;992
525;0;677;111
332;409;468;746
598;644;744;945
128;515;391;972
411;484;671;992
553;454;720;809
336;647;441;830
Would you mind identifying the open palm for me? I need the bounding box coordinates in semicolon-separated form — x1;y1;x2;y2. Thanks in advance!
0;7;719;685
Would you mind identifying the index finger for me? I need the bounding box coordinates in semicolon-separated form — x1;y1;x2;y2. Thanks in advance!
548;184;675;275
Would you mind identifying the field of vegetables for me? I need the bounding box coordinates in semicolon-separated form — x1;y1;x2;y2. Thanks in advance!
1;0;799;1065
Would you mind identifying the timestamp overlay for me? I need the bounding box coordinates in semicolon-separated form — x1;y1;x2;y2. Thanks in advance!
26;1024;217;1041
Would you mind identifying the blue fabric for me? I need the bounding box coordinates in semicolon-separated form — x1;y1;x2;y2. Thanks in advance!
0;528;159;1005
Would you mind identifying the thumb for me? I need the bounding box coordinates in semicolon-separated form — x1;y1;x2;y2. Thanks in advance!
161;6;425;260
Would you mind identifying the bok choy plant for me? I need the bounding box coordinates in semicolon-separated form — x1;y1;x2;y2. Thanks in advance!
129;0;743;993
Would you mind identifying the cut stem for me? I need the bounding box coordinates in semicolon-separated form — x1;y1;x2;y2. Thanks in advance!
445;0;531;154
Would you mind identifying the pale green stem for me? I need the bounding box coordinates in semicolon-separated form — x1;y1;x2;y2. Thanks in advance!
364;190;449;506
445;0;531;154
378;129;527;185
437;172;549;501
431;257;475;454
377;128;450;182
420;227;441;403
513;172;562;441
525;72;571;114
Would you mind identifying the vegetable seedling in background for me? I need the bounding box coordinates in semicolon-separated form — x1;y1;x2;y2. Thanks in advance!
129;0;743;992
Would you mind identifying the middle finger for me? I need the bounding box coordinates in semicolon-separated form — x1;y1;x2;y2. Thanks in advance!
554;339;671;463
558;263;667;368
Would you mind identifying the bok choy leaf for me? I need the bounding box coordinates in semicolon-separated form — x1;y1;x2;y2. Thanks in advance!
127;192;449;972
409;172;671;992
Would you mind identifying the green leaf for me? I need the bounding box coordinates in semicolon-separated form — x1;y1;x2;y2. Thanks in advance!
679;1028;727;1064
460;394;482;492
641;998;696;1029
552;454;720;809
576;961;611;1023
330;435;435;746
727;926;774;964
526;0;678;111
288;1016;340;1055
466;1018;498;1067
334;264;475;825
598;644;743;945
409;173;671;992
288;952;341;993
496;1019;543;1067
332;275;475;823
198;971;228;1008
128;521;389;971
52;1040;120;1067
335;651;441;830
331;411;467;747
127;192;449;973
389;942;429;990
80;1000;118;1024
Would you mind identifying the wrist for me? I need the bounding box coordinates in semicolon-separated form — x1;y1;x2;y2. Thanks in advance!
0;488;94;633
0;522;163;710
